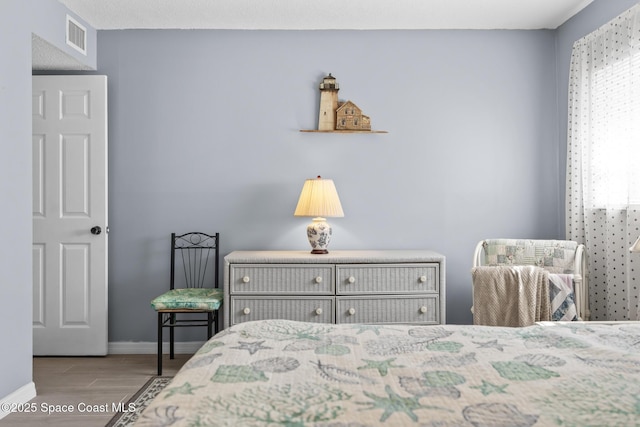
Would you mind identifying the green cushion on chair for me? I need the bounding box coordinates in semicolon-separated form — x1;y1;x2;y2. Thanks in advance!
151;288;223;311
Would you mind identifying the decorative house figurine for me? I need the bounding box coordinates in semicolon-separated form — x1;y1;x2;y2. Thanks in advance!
316;73;373;131
336;100;371;131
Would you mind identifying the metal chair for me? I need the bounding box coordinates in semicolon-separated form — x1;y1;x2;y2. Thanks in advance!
151;232;222;375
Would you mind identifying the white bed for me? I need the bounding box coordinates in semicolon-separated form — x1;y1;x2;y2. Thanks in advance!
134;319;640;426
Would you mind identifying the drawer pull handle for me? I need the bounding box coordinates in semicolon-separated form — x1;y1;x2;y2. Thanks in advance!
419;275;427;283
315;308;323;315
242;276;250;283
347;276;356;284
419;306;428;314
348;307;356;316
315;276;323;284
243;307;251;315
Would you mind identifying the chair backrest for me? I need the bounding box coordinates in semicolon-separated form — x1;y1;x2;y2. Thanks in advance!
170;232;220;290
473;238;580;274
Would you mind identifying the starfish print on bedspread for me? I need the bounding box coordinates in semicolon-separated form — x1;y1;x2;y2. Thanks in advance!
359;385;451;422
470;380;509;396
231;340;272;355
473;339;506;352
163;382;205;398
351;324;385;335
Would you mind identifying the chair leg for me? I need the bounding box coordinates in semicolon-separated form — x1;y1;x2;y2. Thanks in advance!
169;313;175;359
157;312;163;376
207;312;213;339
214;310;220;334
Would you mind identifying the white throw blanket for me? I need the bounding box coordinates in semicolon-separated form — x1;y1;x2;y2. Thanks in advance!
471;265;551;326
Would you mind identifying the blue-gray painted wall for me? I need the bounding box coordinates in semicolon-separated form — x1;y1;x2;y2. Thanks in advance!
0;0;33;402
0;0;95;403
97;1;640;343
102;29;559;339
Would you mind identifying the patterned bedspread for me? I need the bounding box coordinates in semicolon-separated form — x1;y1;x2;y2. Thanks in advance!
134;320;640;426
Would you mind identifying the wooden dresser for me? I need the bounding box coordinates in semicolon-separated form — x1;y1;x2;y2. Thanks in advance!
223;250;445;329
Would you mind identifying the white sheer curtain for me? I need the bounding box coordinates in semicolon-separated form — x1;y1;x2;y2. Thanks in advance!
567;4;640;321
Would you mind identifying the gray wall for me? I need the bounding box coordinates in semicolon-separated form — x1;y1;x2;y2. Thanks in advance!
30;0;97;69
102;1;639;342
0;0;95;402
101;28;559;340
0;0;33;401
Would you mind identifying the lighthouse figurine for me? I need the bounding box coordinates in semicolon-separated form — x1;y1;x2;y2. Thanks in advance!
318;73;339;131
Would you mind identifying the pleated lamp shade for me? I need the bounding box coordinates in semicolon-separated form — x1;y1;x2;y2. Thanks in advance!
294;176;344;254
630;236;640;252
294;176;344;218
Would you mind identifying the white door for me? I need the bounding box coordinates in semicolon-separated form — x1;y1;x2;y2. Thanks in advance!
32;75;108;355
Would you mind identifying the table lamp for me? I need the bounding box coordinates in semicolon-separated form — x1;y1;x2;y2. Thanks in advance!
294;176;344;254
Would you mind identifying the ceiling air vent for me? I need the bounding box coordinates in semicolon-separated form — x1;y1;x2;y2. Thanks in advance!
66;15;86;55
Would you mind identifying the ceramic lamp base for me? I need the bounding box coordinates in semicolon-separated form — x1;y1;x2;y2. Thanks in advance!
306;217;332;254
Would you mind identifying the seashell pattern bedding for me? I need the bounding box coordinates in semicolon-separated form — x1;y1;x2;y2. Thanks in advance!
134;319;640;426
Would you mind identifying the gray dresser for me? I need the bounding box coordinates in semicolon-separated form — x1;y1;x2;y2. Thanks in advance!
223;250;446;328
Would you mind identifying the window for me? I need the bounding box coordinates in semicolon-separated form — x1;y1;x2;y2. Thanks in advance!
566;3;640;321
587;50;640;208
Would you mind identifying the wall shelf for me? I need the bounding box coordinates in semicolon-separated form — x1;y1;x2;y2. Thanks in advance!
300;130;388;133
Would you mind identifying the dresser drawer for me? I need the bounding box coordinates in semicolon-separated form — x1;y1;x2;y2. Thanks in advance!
336;264;439;295
336;295;439;324
230;296;334;326
230;265;334;294
224;250;446;329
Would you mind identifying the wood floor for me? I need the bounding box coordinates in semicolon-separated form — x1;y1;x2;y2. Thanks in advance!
1;354;191;426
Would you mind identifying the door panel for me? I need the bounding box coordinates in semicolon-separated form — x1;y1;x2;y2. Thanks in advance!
32;244;45;327
61;134;90;216
32;75;108;355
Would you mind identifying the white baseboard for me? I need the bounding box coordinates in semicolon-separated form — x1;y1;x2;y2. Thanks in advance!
108;341;205;355
0;382;37;420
